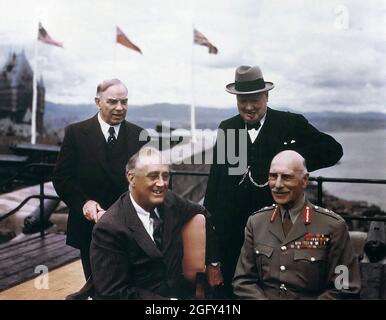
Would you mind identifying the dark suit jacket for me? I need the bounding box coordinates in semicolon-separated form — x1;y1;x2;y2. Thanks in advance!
90;190;220;300
52;114;146;249
204;108;343;284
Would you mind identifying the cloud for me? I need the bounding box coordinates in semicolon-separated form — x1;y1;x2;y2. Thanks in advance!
0;0;384;113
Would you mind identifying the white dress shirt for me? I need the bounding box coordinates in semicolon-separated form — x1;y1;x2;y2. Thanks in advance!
246;113;266;144
130;193;160;242
97;113;121;142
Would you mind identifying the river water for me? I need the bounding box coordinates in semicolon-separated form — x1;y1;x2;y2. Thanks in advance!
313;129;386;211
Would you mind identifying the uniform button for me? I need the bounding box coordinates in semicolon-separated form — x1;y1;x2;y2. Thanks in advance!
281;246;287;251
310;257;316;262
255;250;260;254
280;265;286;271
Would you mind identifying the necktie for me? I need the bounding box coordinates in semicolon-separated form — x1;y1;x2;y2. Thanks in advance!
282;210;293;237
246;121;261;131
150;210;163;250
108;127;116;145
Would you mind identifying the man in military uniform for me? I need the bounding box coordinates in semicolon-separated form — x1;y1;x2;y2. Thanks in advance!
204;65;343;296
233;150;361;299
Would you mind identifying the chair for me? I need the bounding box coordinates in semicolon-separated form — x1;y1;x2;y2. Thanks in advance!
349;231;367;261
66;213;210;300
181;214;207;299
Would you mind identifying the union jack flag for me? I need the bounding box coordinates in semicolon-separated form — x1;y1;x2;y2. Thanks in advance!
193;28;218;54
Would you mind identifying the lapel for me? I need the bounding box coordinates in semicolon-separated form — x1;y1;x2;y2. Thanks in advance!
255;108;280;147
82;114;111;176
268;209;285;243
268;201;309;245
117;121;129;156
234;114;246;130
157;192;179;253
282;200;310;245
227;115;246;162
124;194;163;258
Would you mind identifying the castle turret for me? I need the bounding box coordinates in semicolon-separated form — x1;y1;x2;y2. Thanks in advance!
0;51;45;136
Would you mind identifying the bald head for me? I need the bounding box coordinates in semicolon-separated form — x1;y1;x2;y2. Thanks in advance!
271;150;308;174
268;151;309;207
126;146;167;174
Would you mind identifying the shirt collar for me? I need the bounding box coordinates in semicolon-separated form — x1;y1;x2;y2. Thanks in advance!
97;112;121;141
279;194;306;223
129;192;159;219
245;112;267;131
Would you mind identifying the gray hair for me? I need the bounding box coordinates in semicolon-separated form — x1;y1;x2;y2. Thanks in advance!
96;79;127;96
125;146;164;174
271;150;309;176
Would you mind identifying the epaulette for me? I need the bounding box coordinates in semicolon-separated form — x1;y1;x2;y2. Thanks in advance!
312;204;342;221
254;204;276;215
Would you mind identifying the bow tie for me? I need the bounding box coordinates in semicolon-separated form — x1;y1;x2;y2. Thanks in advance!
246;122;261;131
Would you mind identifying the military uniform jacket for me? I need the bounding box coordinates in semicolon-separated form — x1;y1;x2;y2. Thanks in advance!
233;201;361;299
204;108;344;285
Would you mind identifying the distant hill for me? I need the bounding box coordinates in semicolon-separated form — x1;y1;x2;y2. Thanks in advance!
44;101;386;134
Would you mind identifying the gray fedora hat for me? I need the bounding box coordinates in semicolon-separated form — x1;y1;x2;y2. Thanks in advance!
225;65;274;94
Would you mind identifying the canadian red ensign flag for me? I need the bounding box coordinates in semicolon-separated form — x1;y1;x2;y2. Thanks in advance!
38;22;63;48
116;26;142;54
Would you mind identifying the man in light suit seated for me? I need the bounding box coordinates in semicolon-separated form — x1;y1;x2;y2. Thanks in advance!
90;146;223;299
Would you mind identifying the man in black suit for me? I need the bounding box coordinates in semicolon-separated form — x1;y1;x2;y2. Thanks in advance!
204;65;344;297
53;79;146;279
90;146;223;299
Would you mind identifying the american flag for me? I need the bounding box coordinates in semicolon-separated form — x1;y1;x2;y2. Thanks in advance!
116;26;142;54
193;28;218;54
38;22;63;48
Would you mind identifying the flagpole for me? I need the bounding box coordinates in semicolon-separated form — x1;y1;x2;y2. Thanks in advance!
114;26;117;74
190;24;197;143
31;38;38;145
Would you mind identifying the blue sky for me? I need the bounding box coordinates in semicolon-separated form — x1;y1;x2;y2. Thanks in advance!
0;0;385;113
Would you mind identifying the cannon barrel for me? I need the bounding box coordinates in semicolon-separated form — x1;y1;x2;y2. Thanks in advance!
23;199;60;234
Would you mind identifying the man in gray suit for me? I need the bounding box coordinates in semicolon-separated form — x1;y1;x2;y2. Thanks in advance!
90;146;223;299
233;150;361;299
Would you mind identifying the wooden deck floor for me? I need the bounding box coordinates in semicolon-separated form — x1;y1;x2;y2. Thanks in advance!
0;233;80;294
0;259;85;300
